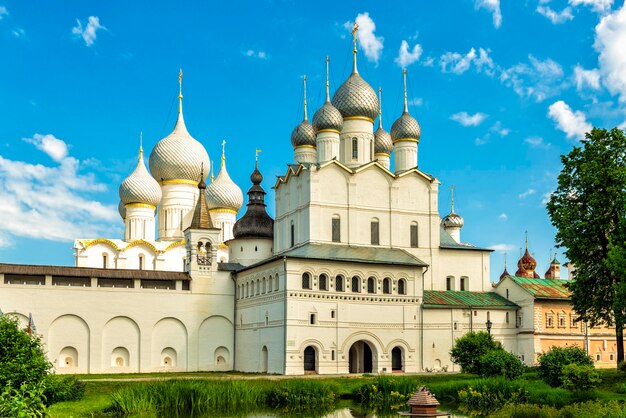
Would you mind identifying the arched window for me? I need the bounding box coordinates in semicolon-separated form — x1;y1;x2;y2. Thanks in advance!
268;277;273;292
138;254;144;270
332;215;341;243
352;137;358;159
319;274;328;291
371;218;380;245
410;222;418;248
398;279;406;295
290;221;295;247
335;275;344;292
367;277;376;294
102;254;108;269
245;282;249;298
351;276;360;293
302;273;311;290
446;276;454;291
383;277;391;294
460;276;467;291
262;277;266;294
275;274;279;291
256;279;260;295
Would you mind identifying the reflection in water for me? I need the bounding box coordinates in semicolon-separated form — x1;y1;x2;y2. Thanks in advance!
241;407;466;418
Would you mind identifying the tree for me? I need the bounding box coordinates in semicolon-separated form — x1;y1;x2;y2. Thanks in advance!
537;345;594;387
449;331;501;374
547;127;626;366
0;314;51;388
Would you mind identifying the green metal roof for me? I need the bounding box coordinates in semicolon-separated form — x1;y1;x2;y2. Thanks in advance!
423;290;519;309
507;276;570;300
279;243;428;267
439;226;492;252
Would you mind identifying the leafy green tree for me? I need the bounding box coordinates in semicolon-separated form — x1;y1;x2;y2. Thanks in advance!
449;331;501;374
538;345;594;387
478;349;525;379
547;127;626;366
560;363;601;391
0;314;51;388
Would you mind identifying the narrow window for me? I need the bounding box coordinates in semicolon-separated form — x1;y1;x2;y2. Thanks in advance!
398;279;406;295
460;277;466;291
302;273;311;290
351;276;360;293
506;312;510;324
383;278;391;294
331;310;335;319
319;274;328;291
446;276;453;291
352;137;358;159
310;314;316;325
332;216;341;243
268;278;273;292
335;275;344;292
290;222;295;247
275;274;279;291
367;277;376;294
410;222;418;248
506;289;509;299
102;254;108;269
331;350;335;360
371;219;380;245
138;254;144;270
262;278;266;294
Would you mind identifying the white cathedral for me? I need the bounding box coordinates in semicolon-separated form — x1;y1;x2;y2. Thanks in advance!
0;34;526;375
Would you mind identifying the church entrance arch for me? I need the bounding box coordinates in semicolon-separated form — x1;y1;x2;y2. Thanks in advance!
303;346;316;374
348;340;376;373
391;346;403;372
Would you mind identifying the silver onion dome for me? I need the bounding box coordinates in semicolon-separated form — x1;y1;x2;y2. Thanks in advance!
119;150;162;207
290;119;316;148
206;162;244;212
442;212;464;228
374;126;393;155
312;101;343;133
391;112;421;143
149;112;210;182
118;201;126;220
331;72;379;121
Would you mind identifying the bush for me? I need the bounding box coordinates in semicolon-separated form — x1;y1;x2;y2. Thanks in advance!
479;350;526;379
618;360;626;373
450;331;502;374
0;315;51;389
42;374;85;405
0;383;47;418
560;364;601;391
537;346;593;387
354;375;420;410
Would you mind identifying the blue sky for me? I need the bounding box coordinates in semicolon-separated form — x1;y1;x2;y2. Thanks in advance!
1;0;625;281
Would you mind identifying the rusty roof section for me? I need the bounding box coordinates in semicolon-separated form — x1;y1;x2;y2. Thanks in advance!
407;386;440;406
0;263;190;281
423;290;519;309
507;275;570;300
190;174;215;230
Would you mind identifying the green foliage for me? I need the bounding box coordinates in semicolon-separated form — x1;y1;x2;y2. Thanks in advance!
538;346;594;387
42;374;85;405
479;349;526;379
458;385;527;416
547;127;626;365
269;379;337;412
490;401;626;418
354;375;420;411
561;364;601;391
618;360;626;373
0;383;47;418
0;315;51;389
449;331;502;374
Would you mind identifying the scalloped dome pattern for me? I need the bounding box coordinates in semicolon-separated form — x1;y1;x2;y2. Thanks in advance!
119;154;162;206
441;212;464;228
291;120;316;147
391;112;421;142
331;72;379;121
206;164;244;211
374;126;393;155
312;101;343;132
149;113;210;182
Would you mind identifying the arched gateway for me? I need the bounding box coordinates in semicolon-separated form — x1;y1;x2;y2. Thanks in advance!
348;340;376;373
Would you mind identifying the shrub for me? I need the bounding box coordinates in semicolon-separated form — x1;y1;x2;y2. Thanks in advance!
0;383;47;418
0;315;51;389
618;360;626;373
450;331;502;374
457;383;527;416
560;364;601;391
268;379;337;412
537;346;593;387
42;374;85;405
355;375;420;410
479;350;526;379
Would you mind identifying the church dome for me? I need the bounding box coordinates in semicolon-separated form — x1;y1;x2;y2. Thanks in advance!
374;126;393;155
118;201;126;220
290;119;316;148
520;247;537;271
149;111;210;183
331;72;379;121
391;112;421;142
233;163;274;239
441;212;464;228
119;150;162;207
312;101;343;133
206;161;243;212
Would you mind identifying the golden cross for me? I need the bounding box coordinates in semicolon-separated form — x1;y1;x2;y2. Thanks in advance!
255;149;262;163
221;140;226;166
351;22;359;52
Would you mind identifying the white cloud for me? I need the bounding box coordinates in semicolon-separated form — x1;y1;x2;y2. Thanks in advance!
72;16;106;47
537;6;574;23
594;3;626;102
490;121;510;136
475;136;488;146
488;243;517;252
395;40;422;68
548;100;592;139
12;28;25;38
344;12;384;64
244;49;268;59
0;6;7;20
525;136;551;148
22;134;68;162
518;188;536;199
542;192;553;205
0;135;118;243
0;232;12;248
408;97;423;106
421;56;435;67
498;213;508;221
574;65;601;90
450;111;488;127
500;55;565;102
440;48;494;76
475;0;502;28
570;0;614;13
